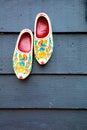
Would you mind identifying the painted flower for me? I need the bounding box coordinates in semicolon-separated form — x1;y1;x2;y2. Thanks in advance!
35;45;39;50
26;61;30;66
46;48;49;52
38;39;48;48
14;52;18;57
20;62;25;66
23;54;27;60
14;66;17;71
38;40;43;46
48;45;52;51
17;66;25;73
25;68;29;74
41;43;47;47
19;54;22;59
47;52;50;57
43;39;47;44
14;57;18;62
40;61;45;65
38;51;47;59
16;62;20;66
39;48;45;51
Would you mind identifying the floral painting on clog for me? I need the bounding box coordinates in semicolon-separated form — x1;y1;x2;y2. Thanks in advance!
13;52;32;79
34;12;54;65
34;34;53;65
13;29;33;79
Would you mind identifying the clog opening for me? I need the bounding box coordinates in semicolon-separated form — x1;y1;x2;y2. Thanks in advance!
36;16;49;38
18;32;31;53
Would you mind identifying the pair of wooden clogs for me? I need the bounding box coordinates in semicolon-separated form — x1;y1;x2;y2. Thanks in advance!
13;13;54;79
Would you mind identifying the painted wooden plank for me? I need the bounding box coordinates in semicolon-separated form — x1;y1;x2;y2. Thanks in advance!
0;34;87;74
0;110;87;130
0;0;87;32
0;75;87;108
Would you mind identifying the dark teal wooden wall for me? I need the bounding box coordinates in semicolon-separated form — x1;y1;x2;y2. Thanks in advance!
0;0;87;129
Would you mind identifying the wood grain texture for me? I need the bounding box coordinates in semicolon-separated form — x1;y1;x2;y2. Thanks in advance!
0;110;87;130
0;75;87;108
0;34;87;74
0;0;87;32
